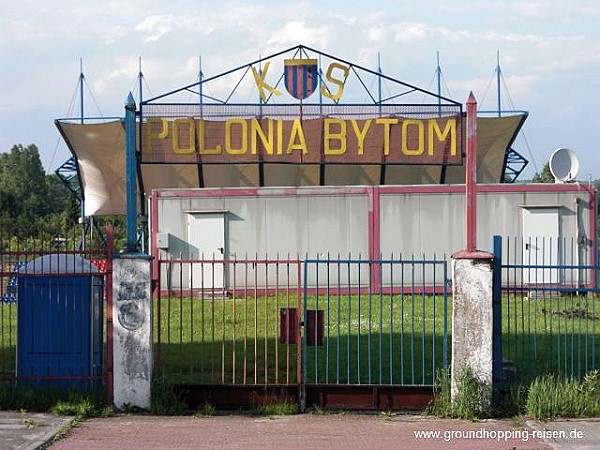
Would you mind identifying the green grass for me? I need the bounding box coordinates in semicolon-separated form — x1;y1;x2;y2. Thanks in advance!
525;370;600;419
429;366;600;419
154;292;450;386
501;292;600;383
428;367;491;420
253;400;298;416
0;383;112;417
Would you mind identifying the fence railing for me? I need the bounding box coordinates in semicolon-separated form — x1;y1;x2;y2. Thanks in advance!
303;257;450;386
154;257;303;385
0;228;113;392
495;236;600;382
154;254;450;388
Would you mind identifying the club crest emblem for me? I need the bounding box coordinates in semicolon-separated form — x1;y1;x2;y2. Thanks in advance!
284;58;318;100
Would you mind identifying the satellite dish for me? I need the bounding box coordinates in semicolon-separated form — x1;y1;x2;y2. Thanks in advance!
549;147;579;183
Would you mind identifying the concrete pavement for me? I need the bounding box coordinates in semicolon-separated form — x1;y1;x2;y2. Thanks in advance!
2;410;600;450
0;411;73;450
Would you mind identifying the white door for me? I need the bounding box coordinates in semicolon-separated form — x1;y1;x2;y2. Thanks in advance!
187;212;226;290
522;207;560;284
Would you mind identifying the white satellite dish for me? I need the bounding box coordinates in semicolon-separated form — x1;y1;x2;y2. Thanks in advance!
549;147;579;183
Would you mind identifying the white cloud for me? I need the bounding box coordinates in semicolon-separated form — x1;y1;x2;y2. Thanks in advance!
266;20;332;49
135;14;174;42
391;22;432;42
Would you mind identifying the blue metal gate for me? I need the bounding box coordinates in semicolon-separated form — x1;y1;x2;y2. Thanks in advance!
301;256;450;409
493;235;600;384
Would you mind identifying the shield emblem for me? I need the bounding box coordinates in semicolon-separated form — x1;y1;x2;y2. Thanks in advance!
284;58;318;100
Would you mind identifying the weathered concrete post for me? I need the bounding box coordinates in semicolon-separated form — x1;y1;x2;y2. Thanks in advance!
451;92;494;409
112;93;152;410
451;254;493;407
113;254;152;409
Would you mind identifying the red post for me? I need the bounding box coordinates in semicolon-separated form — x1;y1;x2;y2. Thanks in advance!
105;225;114;403
466;92;478;252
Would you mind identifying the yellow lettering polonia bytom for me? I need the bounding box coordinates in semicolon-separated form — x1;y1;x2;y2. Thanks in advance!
144;117;457;160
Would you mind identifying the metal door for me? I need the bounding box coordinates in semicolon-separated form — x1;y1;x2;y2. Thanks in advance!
522;207;560;284
187;212;226;290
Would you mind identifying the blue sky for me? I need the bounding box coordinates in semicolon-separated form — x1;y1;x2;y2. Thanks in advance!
2;0;599;180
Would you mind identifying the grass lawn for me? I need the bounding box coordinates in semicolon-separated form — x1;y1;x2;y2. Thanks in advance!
1;291;599;388
154;291;450;386
501;291;600;384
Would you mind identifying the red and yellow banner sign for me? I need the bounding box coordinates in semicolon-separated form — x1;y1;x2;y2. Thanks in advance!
141;116;461;164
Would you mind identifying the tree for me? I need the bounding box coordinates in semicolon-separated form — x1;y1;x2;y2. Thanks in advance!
531;162;554;183
0;144;49;221
0;144;78;238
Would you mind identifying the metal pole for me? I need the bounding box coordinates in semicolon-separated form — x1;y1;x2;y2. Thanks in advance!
79;58;84;125
496;51;501;117
466;92;478;252
492;235;503;406
125;92;138;252
138;57;143;106
78;58;87;248
436;51;442;116
377;53;382;117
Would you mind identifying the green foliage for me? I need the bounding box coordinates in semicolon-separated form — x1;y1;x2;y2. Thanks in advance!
429;367;491;419
525;371;600;419
430;369;600;420
531;162;554;183
150;375;188;415
0;144;79;239
0;384;112;419
253;400;298;416
194;402;216;417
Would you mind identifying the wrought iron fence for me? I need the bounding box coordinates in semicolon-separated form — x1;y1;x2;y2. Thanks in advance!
0;227;113;392
494;235;600;383
154;254;450;389
303;256;450;387
154;256;303;385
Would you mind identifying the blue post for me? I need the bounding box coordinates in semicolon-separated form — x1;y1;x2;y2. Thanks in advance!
492;235;503;406
125;92;137;252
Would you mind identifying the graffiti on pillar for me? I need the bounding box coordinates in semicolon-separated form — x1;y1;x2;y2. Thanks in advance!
116;265;147;331
118;298;144;331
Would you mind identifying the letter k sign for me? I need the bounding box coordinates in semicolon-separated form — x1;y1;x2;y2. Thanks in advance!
251;62;282;102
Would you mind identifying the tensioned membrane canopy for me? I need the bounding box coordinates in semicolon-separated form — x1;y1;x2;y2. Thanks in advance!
56;114;525;216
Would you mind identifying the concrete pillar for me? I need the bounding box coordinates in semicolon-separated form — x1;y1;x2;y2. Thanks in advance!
112;253;152;410
451;252;494;408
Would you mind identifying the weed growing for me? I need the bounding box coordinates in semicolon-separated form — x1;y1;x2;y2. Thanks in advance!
253;400;298;416
525;370;600;419
150;375;188;415
429;367;491;419
0;383;112;419
430;367;600;420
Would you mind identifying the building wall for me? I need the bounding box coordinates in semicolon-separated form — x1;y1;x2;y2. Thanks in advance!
150;184;596;289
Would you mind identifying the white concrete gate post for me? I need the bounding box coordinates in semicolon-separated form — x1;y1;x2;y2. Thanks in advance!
451;252;494;409
112;254;153;409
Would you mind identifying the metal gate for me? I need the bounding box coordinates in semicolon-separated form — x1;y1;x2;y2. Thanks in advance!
155;256;303;409
0;228;114;397
302;256;449;410
493;235;600;386
155;254;450;410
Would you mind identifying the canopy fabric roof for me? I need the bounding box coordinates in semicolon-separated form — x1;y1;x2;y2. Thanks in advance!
56;114;525;216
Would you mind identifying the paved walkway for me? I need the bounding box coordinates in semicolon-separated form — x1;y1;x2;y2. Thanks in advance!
2;410;600;450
